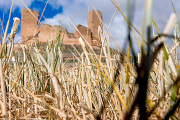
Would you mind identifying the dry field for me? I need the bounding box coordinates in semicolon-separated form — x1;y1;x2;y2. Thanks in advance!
1;0;180;120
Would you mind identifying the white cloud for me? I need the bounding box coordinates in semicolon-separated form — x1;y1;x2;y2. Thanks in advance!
48;0;70;9
42;0;140;53
2;0;179;55
42;14;64;26
0;0;34;12
43;0;125;34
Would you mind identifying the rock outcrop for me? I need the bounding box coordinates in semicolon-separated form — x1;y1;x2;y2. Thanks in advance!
76;25;92;44
38;24;68;43
21;8;103;46
21;9;39;43
88;10;102;45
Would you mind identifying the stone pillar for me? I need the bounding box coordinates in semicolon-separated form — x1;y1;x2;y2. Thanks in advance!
88;10;102;45
21;8;39;43
76;25;92;44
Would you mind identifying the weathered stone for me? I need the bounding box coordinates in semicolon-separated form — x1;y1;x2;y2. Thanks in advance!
76;25;92;44
38;24;68;42
68;33;76;38
21;9;39;43
88;10;102;41
61;46;67;50
39;24;55;42
92;39;101;46
21;9;102;46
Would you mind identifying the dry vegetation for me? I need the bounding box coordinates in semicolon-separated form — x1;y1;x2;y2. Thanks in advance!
1;0;180;120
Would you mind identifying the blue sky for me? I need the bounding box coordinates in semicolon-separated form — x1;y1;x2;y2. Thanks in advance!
0;0;180;53
0;0;64;43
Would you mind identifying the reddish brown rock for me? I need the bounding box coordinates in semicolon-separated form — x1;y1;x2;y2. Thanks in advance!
38;24;69;42
21;9;39;43
21;9;102;46
76;25;92;44
88;10;102;41
92;39;101;46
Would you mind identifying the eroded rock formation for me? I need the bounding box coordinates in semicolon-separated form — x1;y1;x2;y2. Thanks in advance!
21;8;102;46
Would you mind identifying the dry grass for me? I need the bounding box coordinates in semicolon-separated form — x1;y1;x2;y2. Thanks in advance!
1;0;180;120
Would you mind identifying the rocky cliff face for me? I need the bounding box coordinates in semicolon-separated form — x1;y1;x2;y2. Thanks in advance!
21;8;102;46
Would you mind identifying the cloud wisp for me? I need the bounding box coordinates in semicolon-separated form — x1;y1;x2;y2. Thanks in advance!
0;0;34;13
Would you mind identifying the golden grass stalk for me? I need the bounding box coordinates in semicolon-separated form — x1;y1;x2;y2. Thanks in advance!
78;37;103;110
0;59;7;117
160;14;178;77
34;48;60;99
69;12;129;111
0;1;15;119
